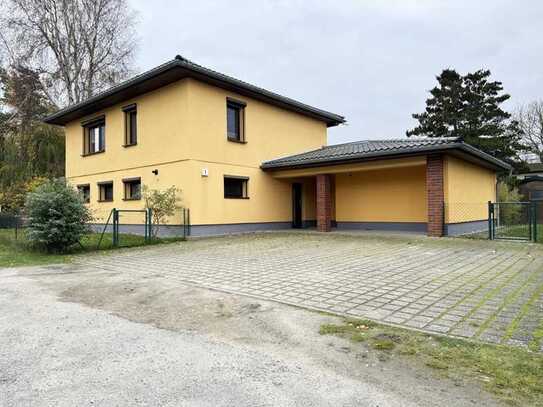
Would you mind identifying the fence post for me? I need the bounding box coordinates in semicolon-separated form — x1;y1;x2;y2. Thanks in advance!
533;201;538;243
487;201;493;240
147;208;153;240
112;208;118;247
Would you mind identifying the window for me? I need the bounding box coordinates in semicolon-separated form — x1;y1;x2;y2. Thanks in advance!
123;178;141;200
77;184;90;204
224;176;248;199
98;181;113;202
82;117;105;155
123;104;137;146
226;98;246;142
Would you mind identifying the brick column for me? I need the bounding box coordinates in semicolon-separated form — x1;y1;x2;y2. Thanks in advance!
426;154;444;237
316;174;332;232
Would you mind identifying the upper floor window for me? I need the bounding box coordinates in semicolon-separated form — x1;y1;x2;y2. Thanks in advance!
98;181;113;202
77;184;90;204
123;104;137;146
226;98;246;142
123;177;141;200
224;176;249;199
82;117;105;155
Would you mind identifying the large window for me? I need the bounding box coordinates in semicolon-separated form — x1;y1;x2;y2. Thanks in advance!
224;176;249;199
82;117;105;155
77;184;90;204
98;181;113;202
123;177;141;200
226;98;246;142
123;104;137;146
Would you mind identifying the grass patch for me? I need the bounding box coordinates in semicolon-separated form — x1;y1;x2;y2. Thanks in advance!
319;318;543;406
0;228;185;268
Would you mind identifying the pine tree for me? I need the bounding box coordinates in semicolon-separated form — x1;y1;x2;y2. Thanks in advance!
407;69;523;168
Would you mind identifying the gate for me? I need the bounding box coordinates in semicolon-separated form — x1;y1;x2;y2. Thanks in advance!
97;208;153;248
488;202;538;242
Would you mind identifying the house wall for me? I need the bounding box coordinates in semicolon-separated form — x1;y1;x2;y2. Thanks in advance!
64;78;327;229
334;164;428;224
443;155;496;223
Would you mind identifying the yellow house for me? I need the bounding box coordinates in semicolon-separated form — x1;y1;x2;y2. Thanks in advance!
44;55;511;237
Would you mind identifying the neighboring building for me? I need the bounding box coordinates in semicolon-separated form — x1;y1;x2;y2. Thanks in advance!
517;163;543;201
44;55;511;237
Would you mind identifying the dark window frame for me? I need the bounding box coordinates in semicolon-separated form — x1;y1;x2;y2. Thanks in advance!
97;181;114;202
123;104;137;147
77;184;91;204
123;177;141;200
226;98;246;143
224;176;249;199
82;116;106;156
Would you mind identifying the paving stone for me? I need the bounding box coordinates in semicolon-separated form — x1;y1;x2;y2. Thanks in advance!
77;232;543;350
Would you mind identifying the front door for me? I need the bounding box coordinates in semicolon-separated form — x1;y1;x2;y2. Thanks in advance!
292;183;303;228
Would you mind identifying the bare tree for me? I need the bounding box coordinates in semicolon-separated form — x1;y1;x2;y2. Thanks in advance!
515;101;543;162
0;0;138;107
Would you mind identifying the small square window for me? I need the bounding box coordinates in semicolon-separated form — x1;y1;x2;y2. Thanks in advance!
98;182;113;202
226;99;245;142
77;184;90;204
123;178;141;200
224;176;248;199
123;104;137;146
82;118;105;155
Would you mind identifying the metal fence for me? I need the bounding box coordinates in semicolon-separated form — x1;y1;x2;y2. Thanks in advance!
96;207;191;249
0;213;25;239
489;202;539;242
444;201;541;242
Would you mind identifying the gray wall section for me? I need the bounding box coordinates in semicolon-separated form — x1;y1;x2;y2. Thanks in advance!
444;220;488;236
335;221;427;234
89;222;293;238
89;223;188;238
90;220;487;237
189;222;292;237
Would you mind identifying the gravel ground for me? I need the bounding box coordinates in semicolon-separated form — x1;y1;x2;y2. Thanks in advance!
0;263;504;407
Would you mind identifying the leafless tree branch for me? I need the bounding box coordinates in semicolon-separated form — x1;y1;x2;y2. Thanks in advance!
515;100;543;162
0;0;138;107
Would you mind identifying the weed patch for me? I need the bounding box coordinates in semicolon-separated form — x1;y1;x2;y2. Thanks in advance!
319;318;543;406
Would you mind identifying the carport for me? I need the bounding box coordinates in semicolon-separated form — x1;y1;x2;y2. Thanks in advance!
261;138;511;237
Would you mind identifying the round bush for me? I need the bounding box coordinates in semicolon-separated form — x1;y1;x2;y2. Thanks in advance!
25;179;93;252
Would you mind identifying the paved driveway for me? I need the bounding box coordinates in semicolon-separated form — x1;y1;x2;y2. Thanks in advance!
80;232;543;349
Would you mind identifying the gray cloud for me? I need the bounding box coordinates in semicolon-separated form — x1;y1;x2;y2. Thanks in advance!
131;0;543;144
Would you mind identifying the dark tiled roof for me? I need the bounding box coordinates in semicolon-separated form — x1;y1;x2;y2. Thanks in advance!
44;55;345;126
261;138;511;170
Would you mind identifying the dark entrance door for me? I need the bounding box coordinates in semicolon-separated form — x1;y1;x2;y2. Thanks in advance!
292;183;303;228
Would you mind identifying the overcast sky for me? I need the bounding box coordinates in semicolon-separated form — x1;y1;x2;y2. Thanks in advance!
130;0;543;145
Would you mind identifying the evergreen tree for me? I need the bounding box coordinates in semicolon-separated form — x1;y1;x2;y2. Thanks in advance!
407;69;523;168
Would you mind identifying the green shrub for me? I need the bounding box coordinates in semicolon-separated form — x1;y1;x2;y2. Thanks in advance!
25;179;93;252
142;185;182;237
497;182;523;224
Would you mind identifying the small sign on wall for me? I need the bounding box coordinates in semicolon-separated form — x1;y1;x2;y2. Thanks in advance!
201;168;209;177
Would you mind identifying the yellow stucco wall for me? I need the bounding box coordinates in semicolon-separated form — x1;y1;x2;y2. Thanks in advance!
65;78;327;226
335;164;428;223
444;155;497;223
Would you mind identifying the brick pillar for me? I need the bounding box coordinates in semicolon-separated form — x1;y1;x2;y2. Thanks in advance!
316;174;332;232
426;154;444;237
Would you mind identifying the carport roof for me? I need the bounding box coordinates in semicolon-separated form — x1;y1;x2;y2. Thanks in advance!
261;138;512;171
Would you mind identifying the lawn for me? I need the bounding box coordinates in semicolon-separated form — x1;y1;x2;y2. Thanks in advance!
0;228;185;268
320;318;543;406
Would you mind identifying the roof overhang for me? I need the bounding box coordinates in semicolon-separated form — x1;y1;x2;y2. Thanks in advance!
519;175;543;184
43;57;345;127
261;142;512;173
